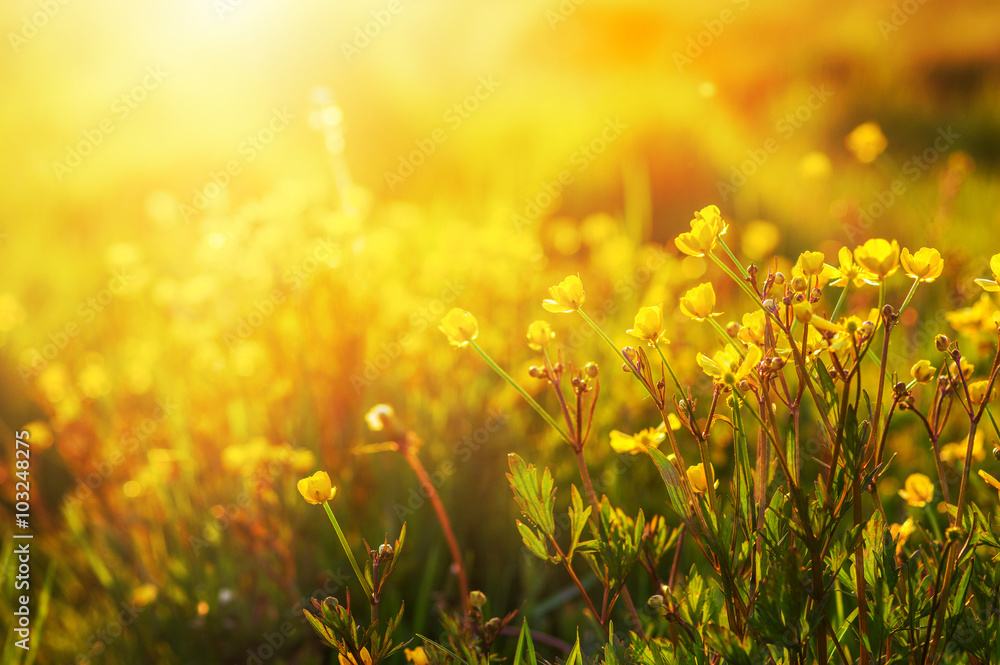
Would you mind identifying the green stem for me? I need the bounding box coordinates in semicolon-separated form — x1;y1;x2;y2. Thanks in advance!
830;283;850;322
322;501;374;600
654;343;685;398
708;317;745;358
577;308;630;367
717;238;750;279
897;277;920;317
470;340;572;444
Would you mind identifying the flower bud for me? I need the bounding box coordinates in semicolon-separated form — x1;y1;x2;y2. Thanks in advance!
791;275;809;292
585;362;599;378
773;272;786;286
993;447;1000;461
647;594;664;610
935;334;951;352
726;321;740;337
469;590;488;608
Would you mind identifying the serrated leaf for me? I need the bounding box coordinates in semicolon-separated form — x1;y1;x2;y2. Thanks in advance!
516;520;550;561
507;454;556;535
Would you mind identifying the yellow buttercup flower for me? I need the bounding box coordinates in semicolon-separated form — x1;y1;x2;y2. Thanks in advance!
898;473;934;507
526;320;554;351
405;647;429;665
978;470;1000;500
910;360;936;384
627;305;667;345
889;517;917;556
679;283;720;321
940;430;985;464
973;253;1000;292
696;344;762;387
609;427;666;455
854;239;900;280
297;471;337;505
674;205;728;257
439;308;479;348
340;647;373;665
829;246;875;288
795;251;826;278
946;294;998;337
686;463;715;493
900;247;944;283
948;358;975;381
737;310;767;347
792;302;842;333
542;274;586;313
365;404;395;431
968;380;993;405
845;121;888;164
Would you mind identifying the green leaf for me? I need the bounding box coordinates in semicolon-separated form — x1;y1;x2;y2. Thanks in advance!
567;485;592;560
648;447;695;527
507;454;557;535
516;520;551;562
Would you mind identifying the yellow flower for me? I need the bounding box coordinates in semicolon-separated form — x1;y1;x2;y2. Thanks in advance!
365;404;395;431
674;205;728;257
526;320;554;351
737;310;767;347
792;302;842;333
900;247;944;283
889;517;917;556
979;470;1000;500
948;358;975;381
973;253;1000;292
898;473;934;507
946;294;998;337
829;247;875;288
542;274;586;313
439;308;479;348
297;471;337;505
609;427;665;455
795;251;826;278
845;121;887;164
686;463;714;493
940;430;985;464
340;647;373;665
853;239;900;280
679;283;720;321
405;647;429;665
696;344;762;387
968;380;993;405
910;360;936;384
627;305;667;345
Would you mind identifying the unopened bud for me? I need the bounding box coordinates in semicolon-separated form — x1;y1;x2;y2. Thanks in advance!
791;275;808;292
773;272;786;286
993;447;1000;461
647;594;664;610
585;362;599;378
379;543;393;557
726;321;740;337
935;334;951;352
469;590;487;608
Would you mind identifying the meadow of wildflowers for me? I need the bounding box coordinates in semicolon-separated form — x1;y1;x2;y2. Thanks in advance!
2;1;1000;663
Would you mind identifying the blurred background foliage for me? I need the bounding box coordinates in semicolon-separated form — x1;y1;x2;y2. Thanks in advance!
2;0;1000;662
